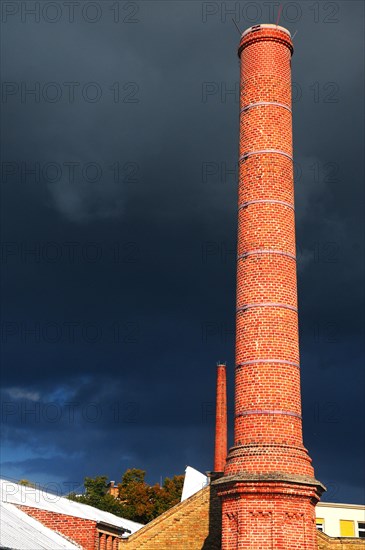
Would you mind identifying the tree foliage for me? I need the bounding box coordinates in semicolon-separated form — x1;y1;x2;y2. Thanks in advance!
18;479;36;487
68;469;184;524
68;475;123;516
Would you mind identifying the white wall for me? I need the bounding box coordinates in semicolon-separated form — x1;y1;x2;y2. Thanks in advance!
316;503;365;537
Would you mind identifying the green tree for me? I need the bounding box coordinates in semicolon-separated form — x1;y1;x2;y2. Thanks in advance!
68;469;184;524
68;475;124;516
18;479;36;487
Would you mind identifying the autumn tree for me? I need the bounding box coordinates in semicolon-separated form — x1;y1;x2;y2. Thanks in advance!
148;475;185;518
68;469;184;524
117;469;153;523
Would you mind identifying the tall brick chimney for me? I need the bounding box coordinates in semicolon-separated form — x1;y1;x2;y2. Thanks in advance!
214;24;325;549
214;363;227;473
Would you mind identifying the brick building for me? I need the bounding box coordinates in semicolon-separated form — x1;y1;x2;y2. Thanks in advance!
120;481;365;549
107;481;120;499
213;22;325;549
118;359;364;547
0;500;80;550
0;479;143;550
3;22;362;550
121;22;364;550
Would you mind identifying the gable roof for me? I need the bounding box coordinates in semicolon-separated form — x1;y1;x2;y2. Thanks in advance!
0;479;143;537
0;501;81;550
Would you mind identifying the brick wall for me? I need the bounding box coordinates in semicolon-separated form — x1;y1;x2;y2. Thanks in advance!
225;22;316;481
318;531;365;549
17;505;97;550
16;497;365;550
120;485;221;549
119;484;365;550
214;364;227;472
218;22;324;549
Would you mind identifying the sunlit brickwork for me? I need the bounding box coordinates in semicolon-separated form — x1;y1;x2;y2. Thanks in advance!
215;24;325;549
214;363;228;473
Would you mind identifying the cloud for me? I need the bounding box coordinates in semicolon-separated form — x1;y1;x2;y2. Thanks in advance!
6;388;41;402
1;0;363;503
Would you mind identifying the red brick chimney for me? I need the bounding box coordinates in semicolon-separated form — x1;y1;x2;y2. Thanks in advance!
214;24;325;549
214;362;227;473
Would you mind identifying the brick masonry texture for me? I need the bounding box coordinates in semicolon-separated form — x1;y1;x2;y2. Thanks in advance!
118;484;365;550
317;532;365;550
214;25;325;549
214;364;227;472
16;505;98;550
119;24;359;550
16;504;122;550
120;484;222;549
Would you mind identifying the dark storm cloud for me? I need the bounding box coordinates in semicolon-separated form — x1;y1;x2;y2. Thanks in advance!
1;1;364;503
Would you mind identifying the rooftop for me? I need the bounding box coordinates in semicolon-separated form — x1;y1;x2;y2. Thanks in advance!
0;479;143;538
0;501;81;550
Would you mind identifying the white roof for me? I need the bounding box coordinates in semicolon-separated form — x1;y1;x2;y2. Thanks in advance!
0;501;81;549
0;479;143;537
181;467;209;502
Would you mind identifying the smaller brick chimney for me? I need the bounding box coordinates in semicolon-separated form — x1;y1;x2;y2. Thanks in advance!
214;363;227;472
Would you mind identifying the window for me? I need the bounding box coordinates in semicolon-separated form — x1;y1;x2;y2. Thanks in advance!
358;522;365;538
316;518;324;532
340;520;355;537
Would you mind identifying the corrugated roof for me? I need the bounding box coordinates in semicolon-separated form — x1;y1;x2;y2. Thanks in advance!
0;479;143;537
0;501;81;549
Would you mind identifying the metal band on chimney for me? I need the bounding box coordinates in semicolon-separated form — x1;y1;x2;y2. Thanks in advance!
237;250;296;261
240;101;292;113
236;360;300;369
235;409;302;419
236;303;298;313
238;200;294;211
240;149;293;162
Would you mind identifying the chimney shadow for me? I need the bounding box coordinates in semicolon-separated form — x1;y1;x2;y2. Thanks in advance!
202;473;222;550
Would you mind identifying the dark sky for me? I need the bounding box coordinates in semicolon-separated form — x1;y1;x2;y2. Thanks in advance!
1;1;364;504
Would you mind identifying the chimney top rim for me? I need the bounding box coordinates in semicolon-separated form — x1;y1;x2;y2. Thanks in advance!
241;24;291;39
